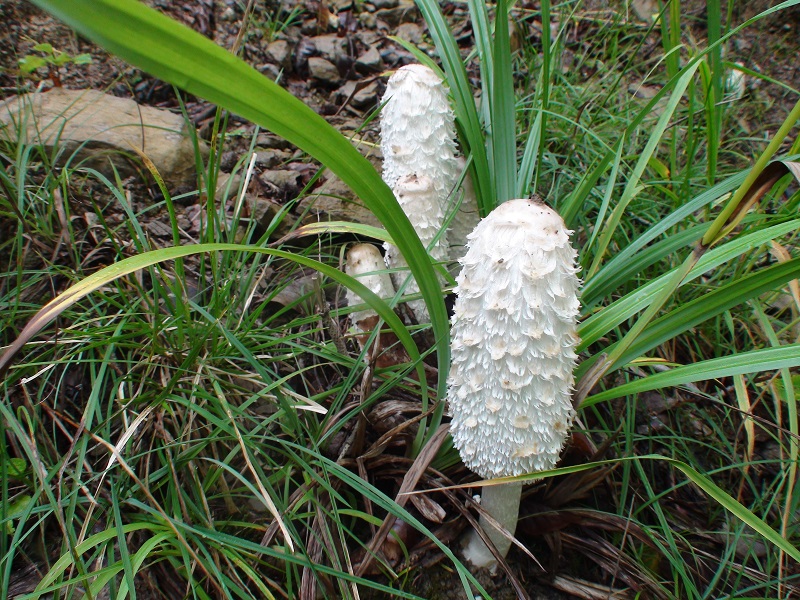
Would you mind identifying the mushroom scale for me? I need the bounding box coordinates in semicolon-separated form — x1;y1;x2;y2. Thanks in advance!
447;199;580;480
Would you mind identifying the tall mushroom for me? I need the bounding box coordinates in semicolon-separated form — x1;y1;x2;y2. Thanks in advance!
380;64;459;322
383;174;449;322
446;198;581;569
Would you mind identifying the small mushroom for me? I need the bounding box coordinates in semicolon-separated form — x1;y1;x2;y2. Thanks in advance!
345;243;395;329
446;198;581;569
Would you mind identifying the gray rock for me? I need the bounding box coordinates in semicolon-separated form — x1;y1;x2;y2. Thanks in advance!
299;182;382;228
247;196;293;236
396;22;423;44
259;169;304;198
336;80;380;109
254;148;290;168
298;151;383;227
255;132;291;149
311;34;348;64
215;171;243;202
355;45;384;73
0;88;205;190
266;40;292;70
308;57;342;86
375;0;418;27
359;11;378;29
234;194;294;242
258;63;282;81
371;0;398;8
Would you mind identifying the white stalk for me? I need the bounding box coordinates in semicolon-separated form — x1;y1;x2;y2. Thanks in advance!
462;481;523;570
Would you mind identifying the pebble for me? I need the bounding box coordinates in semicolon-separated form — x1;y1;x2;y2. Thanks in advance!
311;34;348;64
355;45;384;73
308;57;342;86
396;22;423;44
266;40;292;70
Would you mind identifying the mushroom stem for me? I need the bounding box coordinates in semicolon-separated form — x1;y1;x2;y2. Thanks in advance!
462;481;523;570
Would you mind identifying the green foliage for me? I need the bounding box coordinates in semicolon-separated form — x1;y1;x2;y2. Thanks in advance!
2;0;800;597
17;42;91;81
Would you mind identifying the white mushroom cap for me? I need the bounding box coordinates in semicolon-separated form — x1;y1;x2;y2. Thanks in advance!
447;199;580;479
345;243;395;326
380;64;460;197
380;64;459;323
384;174;449;323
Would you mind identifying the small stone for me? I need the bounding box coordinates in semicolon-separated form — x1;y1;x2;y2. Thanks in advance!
310;34;348;64
375;0;418;27
257;63;282;81
371;0;398;8
248;196;292;235
215;171;242;202
259;169;304;199
308;57;342;87
355;45;384;73
300;18;318;36
220;6;236;21
359;11;378;29
254;148;290;169
255;133;291;149
335;80;380;109
396;22;423;44
266;40;292;70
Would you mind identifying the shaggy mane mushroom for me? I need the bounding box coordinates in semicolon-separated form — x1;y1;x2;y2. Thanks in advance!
446;198;581;570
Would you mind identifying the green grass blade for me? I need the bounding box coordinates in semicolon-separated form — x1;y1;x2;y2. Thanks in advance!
0;244;427;408
705;0;723;185
583;344;800;407
578;218;800;350
416;0;493;213
581;167;778;308
468;453;800;564
491;0;516;203
611;257;800;366
586;58;703;279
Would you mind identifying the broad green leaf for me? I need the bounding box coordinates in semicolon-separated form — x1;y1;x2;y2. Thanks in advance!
611;257;800;367
579;218;800;351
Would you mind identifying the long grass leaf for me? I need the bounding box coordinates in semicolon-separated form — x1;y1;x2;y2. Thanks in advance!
583;344;800;406
491;0;516;203
415;0;493;213
0;245;427;410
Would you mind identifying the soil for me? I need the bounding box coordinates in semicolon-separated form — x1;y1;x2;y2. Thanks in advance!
2;1;800;599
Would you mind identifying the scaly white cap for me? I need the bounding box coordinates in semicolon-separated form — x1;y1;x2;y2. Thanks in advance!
447;199;581;479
